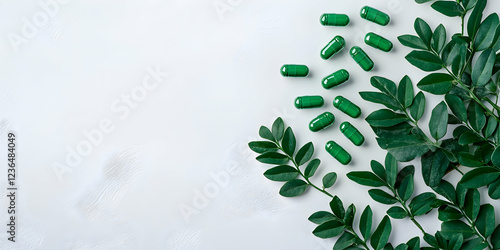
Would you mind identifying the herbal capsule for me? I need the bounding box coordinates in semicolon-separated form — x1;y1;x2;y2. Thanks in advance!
280;64;309;77
294;96;324;109
350;46;374;72
340;122;365;146
360;6;390;26
320;36;346;60
309;112;335;132
320;14;350;26
333;96;361;118
325;141;352;165
365;32;393;52
322;69;349;89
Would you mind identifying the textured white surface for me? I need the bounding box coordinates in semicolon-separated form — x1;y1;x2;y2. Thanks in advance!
1;0;500;249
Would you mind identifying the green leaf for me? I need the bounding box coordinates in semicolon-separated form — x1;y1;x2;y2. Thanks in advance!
458;131;484;145
429;101;449;140
441;220;475;239
458;152;484;167
398;175;414;202
467;101;487;132
448;233;464;250
360;92;400;110
423;233;439;248
279;179;308;197
432;180;457;203
369;189;398;205
344;204;356;227
467;0;487;39
431;1;464;17
464;189;480;219
456;183;468;208
395;165;415;189
493;26;500;51
347;171;386;187
397;76;414;109
281;127;296;156
333;232;357;250
442;40;463;65
488;177;500;199
432;24;447;53
371;160;387;181
414;18;433;47
493;147;500;167
405;51;443;71
370;216;392;250
484;116;498;138
406;237;420;250
409;192;436;216
438;206;463;221
256;152;289;165
330;196;345;219
312;220;344;239
472;49;496;86
308;211;336;224
417;73;454;95
445;94;467;122
491;225;500;249
460;167;500;188
398;35;428;50
474;14;500;51
476;204;495;237
460;238;488;249
366;109;409;127
259;126;275;141
263;165;298;181
271;117;284;141
294;142;314;166
387;206;407;219
360;206;373;240
376;134;430;162
385;153;398;188
304;159;320;178
410;91;426;121
323;172;338;189
421;150;450;187
248;141;278;153
415;0;433;3
371;76;398;96
463;0;479;10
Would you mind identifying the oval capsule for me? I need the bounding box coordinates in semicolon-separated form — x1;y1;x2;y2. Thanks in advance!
322;69;349;89
295;96;324;109
360;6;390;26
309;112;335;132
320;36;346;60
340;122;365;146
333;96;361;118
365;32;393;52
280;64;309;77
325;141;352;165
350;46;374;71
320;14;350;26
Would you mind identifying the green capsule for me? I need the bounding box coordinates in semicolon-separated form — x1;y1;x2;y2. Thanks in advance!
320;36;345;60
309;112;335;132
365;32;393;52
325;141;351;165
350;46;374;72
360;6;390;26
340;122;365;146
294;96;324;109
320;14;350;26
322;69;349;89
280;64;309;77
333;96;361;118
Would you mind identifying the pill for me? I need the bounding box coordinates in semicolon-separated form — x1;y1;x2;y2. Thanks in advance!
350;46;374;71
280;64;309;77
365;32;393;52
333;96;361;118
340;122;365;146
322;69;349;89
295;96;324;109
325;141;352;165
360;6;390;26
320;36;346;60
320;14;350;26
309;112;335;132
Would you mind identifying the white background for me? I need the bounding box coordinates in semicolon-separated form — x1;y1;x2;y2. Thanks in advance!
1;0;499;249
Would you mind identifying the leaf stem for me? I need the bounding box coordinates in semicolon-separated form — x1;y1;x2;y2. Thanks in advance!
389;186;428;236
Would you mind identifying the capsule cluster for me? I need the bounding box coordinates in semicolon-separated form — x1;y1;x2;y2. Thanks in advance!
279;6;393;165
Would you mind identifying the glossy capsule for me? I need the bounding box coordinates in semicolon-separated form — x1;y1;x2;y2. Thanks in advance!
280;64;309;77
360;6;390;26
320;36;346;60
350;46;374;71
365;32;393;52
340;122;365;146
320;14;350;26
325;141;352;165
322;69;349;89
294;96;324;109
333;96;361;118
309;112;335;132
